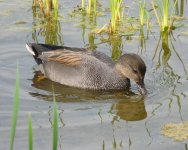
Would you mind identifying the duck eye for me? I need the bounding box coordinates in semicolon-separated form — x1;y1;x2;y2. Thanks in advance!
133;69;138;74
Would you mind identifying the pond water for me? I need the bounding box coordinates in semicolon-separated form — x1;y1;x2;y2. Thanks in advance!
0;0;188;150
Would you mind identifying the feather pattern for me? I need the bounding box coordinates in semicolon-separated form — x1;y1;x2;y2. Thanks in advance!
26;43;147;95
44;50;83;66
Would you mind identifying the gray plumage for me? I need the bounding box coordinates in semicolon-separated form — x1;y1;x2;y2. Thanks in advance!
26;43;147;94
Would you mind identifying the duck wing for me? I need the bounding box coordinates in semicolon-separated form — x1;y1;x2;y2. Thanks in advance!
39;50;83;67
26;43;114;67
26;43;87;64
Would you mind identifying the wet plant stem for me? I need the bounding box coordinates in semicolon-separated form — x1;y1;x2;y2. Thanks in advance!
33;0;59;18
53;0;58;19
82;0;85;10
87;0;97;15
110;0;123;33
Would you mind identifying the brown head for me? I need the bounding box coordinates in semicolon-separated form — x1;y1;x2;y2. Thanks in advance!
116;53;147;95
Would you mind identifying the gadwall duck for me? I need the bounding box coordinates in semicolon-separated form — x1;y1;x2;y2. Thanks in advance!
26;43;147;95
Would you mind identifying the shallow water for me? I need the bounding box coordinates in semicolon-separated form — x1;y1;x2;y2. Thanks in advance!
0;0;188;150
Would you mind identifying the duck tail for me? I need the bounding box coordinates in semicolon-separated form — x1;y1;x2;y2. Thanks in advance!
26;43;44;64
26;43;65;64
26;43;37;56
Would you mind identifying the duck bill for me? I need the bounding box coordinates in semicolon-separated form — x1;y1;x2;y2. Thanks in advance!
137;80;147;95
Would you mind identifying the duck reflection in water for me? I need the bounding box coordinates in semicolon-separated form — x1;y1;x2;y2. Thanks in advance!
30;71;147;121
111;97;147;122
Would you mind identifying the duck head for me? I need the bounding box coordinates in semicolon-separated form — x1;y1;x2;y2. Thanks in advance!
116;53;147;95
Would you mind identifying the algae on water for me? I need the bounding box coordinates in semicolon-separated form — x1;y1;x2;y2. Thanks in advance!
161;121;188;141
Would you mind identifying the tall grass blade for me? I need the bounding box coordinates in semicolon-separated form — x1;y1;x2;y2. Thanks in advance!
52;95;58;150
87;0;91;15
151;0;177;31
139;0;145;26
10;64;20;150
82;0;85;10
53;0;59;19
87;0;97;15
33;0;36;7
110;0;123;33
28;113;33;150
150;0;162;29
170;0;178;20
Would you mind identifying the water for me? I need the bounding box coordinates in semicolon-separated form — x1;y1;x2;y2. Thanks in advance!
0;0;188;149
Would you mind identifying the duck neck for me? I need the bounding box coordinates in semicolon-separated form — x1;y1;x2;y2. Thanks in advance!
114;63;128;79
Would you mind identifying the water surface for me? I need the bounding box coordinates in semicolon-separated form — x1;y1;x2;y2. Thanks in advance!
0;0;188;150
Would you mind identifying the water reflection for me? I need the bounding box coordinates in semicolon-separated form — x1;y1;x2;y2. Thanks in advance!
139;26;149;53
88;32;97;50
152;30;187;119
96;34;123;61
111;97;146;121
32;5;63;45
75;8;97;50
30;71;147;122
174;0;186;16
110;34;123;61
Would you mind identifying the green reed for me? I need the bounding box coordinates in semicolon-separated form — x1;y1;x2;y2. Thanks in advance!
52;95;58;150
87;0;97;15
32;3;63;45
33;0;59;18
110;0;123;33
82;0;85;10
10;64;20;150
53;0;59;18
139;0;149;27
28;113;33;150
150;0;177;31
110;34;122;60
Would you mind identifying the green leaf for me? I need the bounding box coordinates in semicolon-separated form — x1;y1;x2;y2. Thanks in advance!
10;63;20;150
28;113;33;150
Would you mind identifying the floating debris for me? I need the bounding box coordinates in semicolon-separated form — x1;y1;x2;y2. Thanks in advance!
161;121;188;141
14;21;27;25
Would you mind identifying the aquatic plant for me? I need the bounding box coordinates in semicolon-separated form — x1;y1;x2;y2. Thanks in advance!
161;121;188;141
173;0;186;17
53;0;59;18
87;0;97;15
139;0;150;27
10;64;20;150
110;34;122;60
52;95;58;150
28;113;33;150
139;0;145;26
32;4;63;45
150;0;177;32
110;0;123;33
32;0;59;18
82;0;85;10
